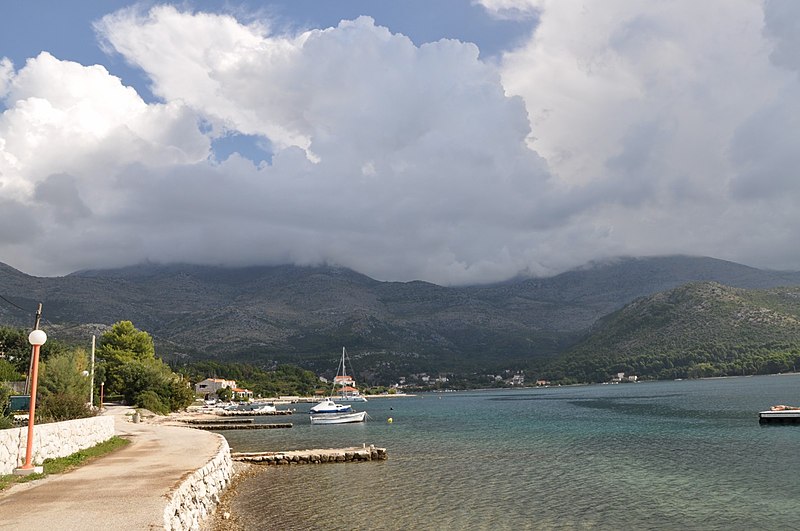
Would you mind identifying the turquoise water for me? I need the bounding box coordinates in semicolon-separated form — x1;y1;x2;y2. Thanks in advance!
221;375;800;530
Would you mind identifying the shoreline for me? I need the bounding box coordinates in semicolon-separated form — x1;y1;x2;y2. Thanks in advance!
202;461;263;531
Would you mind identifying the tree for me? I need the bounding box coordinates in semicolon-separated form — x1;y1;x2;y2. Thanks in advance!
0;326;70;374
114;357;195;413
96;321;195;414
0;383;13;429
0;358;21;381
39;348;90;397
37;348;94;421
216;385;233;401
98;321;156;394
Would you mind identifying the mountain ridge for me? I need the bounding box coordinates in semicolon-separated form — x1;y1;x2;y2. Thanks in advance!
2;255;800;382
551;281;800;381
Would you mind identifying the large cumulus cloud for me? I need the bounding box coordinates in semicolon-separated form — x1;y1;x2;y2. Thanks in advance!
2;2;800;284
480;0;800;271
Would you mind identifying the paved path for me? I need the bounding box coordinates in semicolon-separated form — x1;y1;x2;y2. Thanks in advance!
0;406;224;530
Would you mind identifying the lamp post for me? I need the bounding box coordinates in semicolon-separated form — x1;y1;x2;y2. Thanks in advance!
100;381;105;410
14;329;47;476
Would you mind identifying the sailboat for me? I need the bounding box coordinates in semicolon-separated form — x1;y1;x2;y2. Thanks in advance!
333;347;368;403
309;347;367;425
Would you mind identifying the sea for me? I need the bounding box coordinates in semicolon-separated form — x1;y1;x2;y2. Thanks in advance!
218;375;800;530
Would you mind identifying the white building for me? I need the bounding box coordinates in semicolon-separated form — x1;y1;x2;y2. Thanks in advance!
195;378;237;398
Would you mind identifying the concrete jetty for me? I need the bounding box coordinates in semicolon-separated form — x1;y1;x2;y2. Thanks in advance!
215;409;293;416
188;423;293;431
759;408;800;424
232;445;387;465
182;418;255;425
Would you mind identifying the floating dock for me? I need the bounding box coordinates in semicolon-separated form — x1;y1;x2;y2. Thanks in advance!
232;445;387;465
189;423;293;430
759;409;800;424
215;409;293;416
182;418;255;425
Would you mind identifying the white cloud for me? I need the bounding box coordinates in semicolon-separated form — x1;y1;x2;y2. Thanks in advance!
1;8;554;284
485;0;800;271
3;2;800;284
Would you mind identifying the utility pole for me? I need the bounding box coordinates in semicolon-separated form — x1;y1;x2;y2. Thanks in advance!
25;303;42;394
90;335;96;407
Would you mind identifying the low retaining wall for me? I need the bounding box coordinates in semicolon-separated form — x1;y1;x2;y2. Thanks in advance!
163;434;233;530
232;445;388;465
0;416;115;475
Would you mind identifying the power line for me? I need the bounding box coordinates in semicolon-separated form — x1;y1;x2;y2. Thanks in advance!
0;293;36;313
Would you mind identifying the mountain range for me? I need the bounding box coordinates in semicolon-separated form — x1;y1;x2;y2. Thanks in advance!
2;255;800;383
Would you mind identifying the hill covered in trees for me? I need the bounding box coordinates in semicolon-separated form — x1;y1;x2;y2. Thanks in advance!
546;282;800;383
3;256;800;385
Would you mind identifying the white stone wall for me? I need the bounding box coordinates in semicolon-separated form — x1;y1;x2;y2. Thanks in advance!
0;416;115;475
163;434;233;531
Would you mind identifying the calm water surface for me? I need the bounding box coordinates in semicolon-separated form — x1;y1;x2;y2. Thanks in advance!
220;375;800;530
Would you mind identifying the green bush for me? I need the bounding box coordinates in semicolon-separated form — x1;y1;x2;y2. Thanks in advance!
0;384;12;429
38;392;95;422
135;390;169;415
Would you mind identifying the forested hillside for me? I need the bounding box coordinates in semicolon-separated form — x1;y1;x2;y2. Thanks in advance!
545;282;800;382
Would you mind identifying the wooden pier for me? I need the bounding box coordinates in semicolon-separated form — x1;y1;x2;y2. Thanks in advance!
182;418;255;425
214;409;293;416
188;422;293;430
232;445;387;465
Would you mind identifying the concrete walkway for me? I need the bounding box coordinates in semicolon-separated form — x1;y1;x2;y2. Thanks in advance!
0;406;224;530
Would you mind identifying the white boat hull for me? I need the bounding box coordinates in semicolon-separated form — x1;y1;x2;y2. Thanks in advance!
336;395;368;402
310;411;367;424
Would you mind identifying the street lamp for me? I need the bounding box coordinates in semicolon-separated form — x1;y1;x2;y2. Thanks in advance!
14;329;47;475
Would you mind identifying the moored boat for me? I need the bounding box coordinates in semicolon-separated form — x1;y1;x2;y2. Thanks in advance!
308;347;367;423
333;347;368;403
759;405;800;424
310;410;367;425
310;398;353;414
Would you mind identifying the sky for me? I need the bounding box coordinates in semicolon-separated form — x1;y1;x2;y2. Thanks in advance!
1;1;799;285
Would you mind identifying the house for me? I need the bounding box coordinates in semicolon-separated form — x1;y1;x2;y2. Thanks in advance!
195;377;237;398
232;387;253;400
509;373;525;386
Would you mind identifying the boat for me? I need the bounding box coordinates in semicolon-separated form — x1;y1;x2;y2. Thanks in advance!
310;410;368;425
759;405;800;424
310;398;352;414
221;402;277;413
308;347;367;423
332;347;368;403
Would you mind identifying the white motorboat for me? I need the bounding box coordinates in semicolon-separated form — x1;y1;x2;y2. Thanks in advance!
310;410;367;424
310;398;352;414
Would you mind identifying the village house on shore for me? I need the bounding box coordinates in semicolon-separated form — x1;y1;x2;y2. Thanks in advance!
194;377;253;400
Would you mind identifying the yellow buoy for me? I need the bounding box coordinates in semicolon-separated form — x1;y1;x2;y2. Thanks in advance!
387;417;393;423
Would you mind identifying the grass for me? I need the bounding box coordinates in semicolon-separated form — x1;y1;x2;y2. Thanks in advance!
0;436;130;490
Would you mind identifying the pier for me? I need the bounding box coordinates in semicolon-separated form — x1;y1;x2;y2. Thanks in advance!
759;408;800;424
232;445;387;465
187;422;293;430
182;418;254;425
214;409;293;416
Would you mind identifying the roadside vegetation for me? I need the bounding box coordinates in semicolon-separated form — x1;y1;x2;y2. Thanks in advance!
1;321;194;420
0;436;129;491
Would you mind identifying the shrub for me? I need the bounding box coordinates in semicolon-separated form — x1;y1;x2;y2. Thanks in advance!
0;384;13;429
135;390;169;415
38;392;95;422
